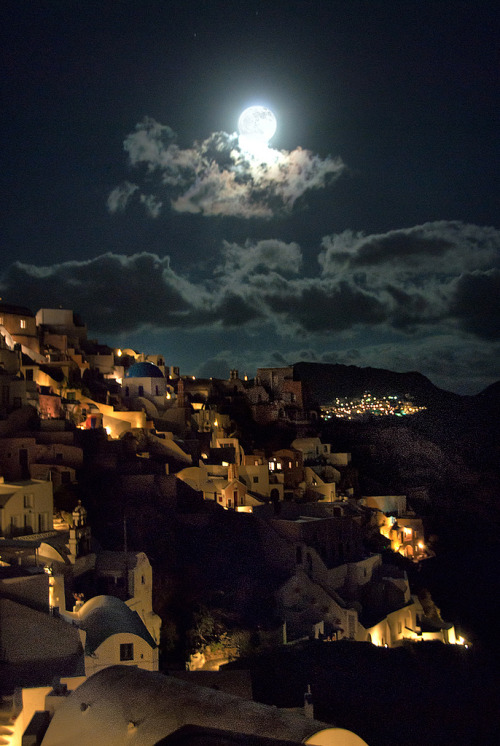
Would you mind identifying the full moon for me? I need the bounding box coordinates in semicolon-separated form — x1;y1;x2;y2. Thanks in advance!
238;106;277;146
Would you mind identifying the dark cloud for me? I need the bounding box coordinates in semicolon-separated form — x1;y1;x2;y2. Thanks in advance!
265;282;387;333
216;293;265;327
0;253;202;335
1;219;498;393
450;269;500;339
385;285;435;331
319;222;499;274
108;118;345;219
195;356;233;380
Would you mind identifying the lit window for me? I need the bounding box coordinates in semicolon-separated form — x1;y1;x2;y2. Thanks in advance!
20;319;26;329
120;643;134;661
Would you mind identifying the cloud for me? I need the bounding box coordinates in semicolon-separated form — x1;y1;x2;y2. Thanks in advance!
449;269;500;339
264;280;387;333
107;181;139;213
0;253;206;335
217;239;302;279
109;117;345;219
1;222;498;394
317;221;500;331
2;222;499;343
319;221;499;275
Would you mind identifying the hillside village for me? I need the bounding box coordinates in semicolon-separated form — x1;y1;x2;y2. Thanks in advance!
0;302;492;745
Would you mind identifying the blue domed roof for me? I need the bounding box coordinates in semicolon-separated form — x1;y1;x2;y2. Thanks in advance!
125;362;164;379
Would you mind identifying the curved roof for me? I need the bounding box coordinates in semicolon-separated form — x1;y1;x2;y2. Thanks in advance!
126;361;165;379
41;665;339;746
77;595;156;654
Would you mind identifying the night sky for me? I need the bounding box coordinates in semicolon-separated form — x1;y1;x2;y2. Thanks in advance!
1;0;499;394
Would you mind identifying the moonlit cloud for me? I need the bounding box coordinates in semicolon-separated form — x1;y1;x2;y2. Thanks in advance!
217;239;302;279
107;181;139;213
1;220;498;393
2;222;499;341
108;117;345;219
0;254;207;334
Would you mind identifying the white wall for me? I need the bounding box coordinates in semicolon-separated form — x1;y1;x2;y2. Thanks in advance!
84;632;158;676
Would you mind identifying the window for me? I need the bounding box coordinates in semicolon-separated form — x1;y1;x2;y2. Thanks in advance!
24;494;34;508
253;476;258;484
26;369;34;381
120;643;134;661
20;319;26;329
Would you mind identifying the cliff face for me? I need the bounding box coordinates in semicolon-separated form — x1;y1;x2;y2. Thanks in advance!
293;361;458;407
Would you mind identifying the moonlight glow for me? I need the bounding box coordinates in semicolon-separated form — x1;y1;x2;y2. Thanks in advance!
238;106;277;152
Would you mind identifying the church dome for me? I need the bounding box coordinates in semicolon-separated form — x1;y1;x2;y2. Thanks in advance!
77;595;156;655
125;361;164;379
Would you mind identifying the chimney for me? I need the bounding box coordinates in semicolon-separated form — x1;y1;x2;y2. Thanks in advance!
304;684;314;719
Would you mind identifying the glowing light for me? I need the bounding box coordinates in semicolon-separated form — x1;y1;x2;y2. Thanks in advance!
238;105;277;154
